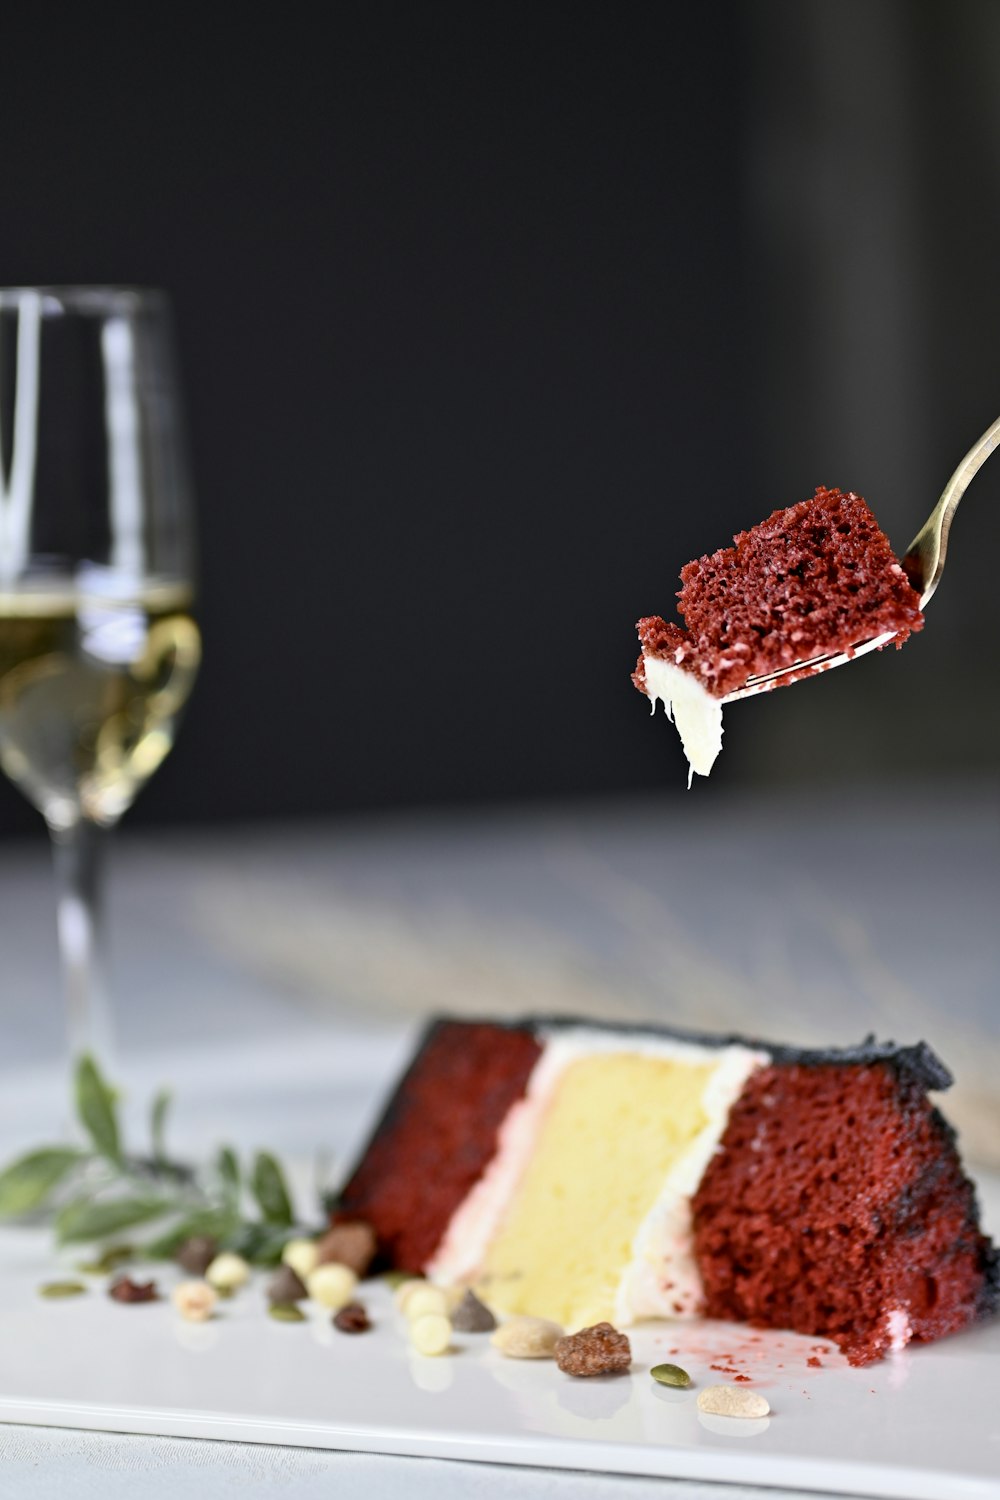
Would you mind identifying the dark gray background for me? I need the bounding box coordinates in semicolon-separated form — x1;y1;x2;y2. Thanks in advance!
0;0;997;830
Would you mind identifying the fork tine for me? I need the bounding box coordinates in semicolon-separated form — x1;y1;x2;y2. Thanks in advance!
721;630;900;703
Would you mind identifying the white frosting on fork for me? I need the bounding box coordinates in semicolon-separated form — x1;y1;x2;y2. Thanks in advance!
642;653;724;784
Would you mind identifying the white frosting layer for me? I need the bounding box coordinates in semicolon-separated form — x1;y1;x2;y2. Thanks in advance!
614;1043;767;1325
426;1027;767;1324
643;652;724;783
886;1307;913;1354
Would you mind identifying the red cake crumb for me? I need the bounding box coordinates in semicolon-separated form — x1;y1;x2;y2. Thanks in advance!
807;1357;823;1368
692;1059;997;1366
333;1020;542;1270
634;487;924;699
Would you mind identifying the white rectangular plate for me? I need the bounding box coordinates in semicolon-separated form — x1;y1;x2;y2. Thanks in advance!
0;1175;998;1500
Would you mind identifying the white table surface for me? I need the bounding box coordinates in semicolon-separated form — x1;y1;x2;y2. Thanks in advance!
0;782;997;1498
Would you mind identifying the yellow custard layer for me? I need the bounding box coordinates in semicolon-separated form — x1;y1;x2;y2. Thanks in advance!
475;1052;715;1330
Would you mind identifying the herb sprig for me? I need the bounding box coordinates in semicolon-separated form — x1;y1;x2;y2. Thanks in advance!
0;1055;303;1266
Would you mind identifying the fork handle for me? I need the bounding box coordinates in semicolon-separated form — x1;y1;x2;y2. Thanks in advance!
905;412;1000;607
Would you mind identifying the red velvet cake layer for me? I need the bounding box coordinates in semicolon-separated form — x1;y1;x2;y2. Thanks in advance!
692;1060;997;1365
635;487;925;698
334;1020;542;1271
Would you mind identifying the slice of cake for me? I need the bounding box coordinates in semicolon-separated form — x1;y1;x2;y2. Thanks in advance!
333;1017;998;1366
633;487;925;780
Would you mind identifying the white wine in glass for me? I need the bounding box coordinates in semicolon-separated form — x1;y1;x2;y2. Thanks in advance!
0;287;200;1061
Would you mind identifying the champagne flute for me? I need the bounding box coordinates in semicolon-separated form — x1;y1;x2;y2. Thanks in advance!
0;288;200;1062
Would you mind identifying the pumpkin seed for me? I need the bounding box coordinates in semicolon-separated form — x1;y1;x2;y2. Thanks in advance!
269;1302;306;1323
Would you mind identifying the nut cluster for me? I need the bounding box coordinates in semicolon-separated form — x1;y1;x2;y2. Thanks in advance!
554;1322;632;1377
51;1219;781;1431
108;1276;158;1304
166;1227;379;1328
491;1316;564;1359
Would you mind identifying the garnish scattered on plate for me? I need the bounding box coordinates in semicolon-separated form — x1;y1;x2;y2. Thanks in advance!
0;1053;308;1266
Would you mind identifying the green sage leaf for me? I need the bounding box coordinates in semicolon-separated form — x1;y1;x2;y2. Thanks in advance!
216;1146;241;1200
0;1147;86;1217
150;1089;172;1165
221;1220;290;1267
76;1243;136;1275
143;1208;238;1261
251;1152;293;1227
55;1195;167;1245
74;1054;122;1164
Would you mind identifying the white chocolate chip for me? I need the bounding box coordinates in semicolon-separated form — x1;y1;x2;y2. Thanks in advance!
172;1279;217;1322
490;1316;564;1359
394;1278;426;1314
403;1284;449;1322
205;1252;250;1292
281;1238;320;1281
696;1385;770;1418
306;1262;358;1310
409;1311;451;1356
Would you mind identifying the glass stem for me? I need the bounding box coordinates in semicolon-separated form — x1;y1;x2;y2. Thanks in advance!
49;818;116;1066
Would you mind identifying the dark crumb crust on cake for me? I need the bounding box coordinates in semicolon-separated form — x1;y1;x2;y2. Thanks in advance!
634;487;925;699
412;1013;956;1092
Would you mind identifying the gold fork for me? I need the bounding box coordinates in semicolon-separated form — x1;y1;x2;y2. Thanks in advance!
722;413;1000;704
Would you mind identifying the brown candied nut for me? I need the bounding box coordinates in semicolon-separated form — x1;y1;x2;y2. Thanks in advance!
316;1221;377;1277
175;1235;219;1276
555;1322;632;1376
333;1301;371;1333
108;1276;159;1304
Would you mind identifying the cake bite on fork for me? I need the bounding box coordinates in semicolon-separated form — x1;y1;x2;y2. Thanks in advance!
634;413;1000;782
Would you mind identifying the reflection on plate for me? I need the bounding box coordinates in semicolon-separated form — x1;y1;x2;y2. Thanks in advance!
0;1184;998;1500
